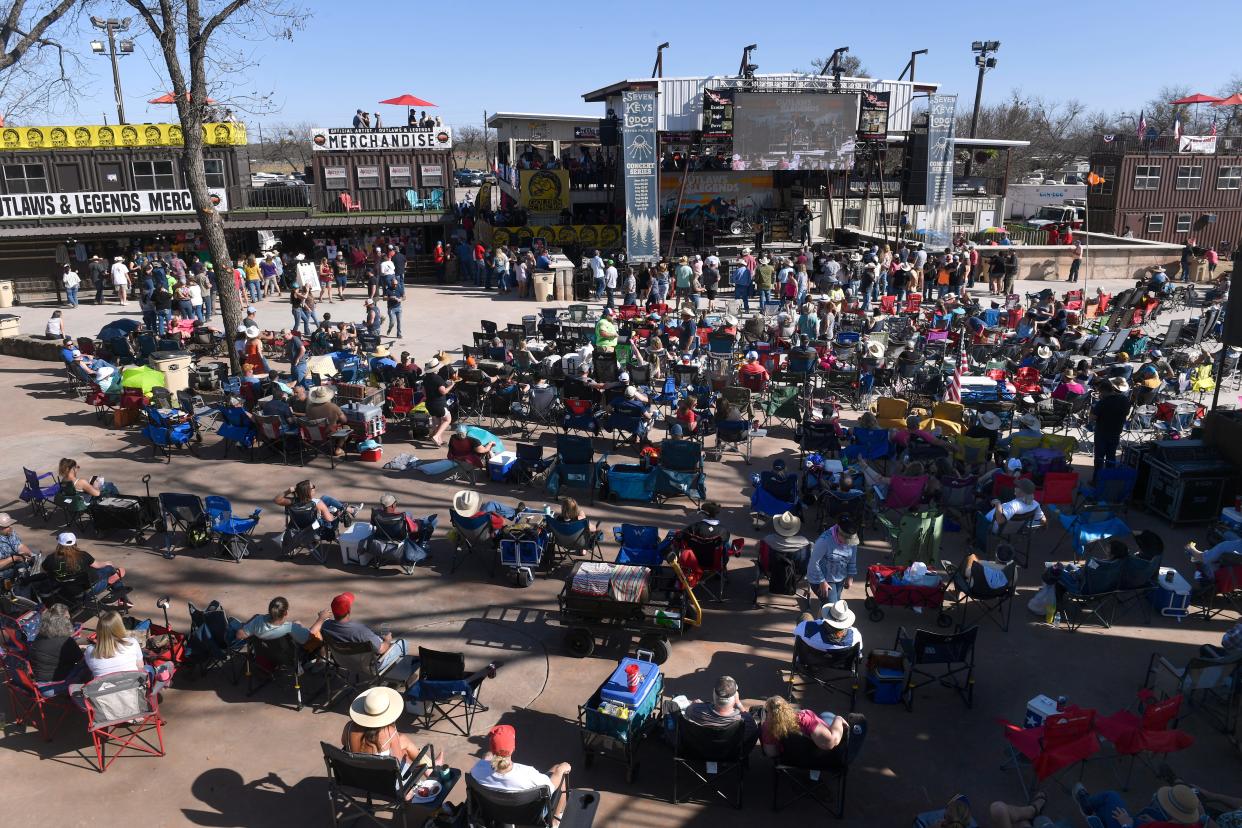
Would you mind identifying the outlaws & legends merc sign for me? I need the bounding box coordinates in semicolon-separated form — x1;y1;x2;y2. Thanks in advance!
0;188;228;220
310;127;453;151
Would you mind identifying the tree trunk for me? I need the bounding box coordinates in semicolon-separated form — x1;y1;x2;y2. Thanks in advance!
181;126;243;374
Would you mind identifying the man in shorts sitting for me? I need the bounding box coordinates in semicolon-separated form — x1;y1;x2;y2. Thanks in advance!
684;675;759;753
470;725;571;824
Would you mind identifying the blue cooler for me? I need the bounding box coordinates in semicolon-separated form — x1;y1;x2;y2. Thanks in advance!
601;657;660;709
865;649;905;705
488;451;517;482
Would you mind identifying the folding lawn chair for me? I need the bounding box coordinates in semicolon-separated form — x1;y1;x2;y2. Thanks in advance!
406;647;494;736
280;502;327;564
1059;557;1123;631
448;510;495;573
20;467;60;521
787;637;860;712
82;670;165;772
1095;692;1193;790
613;523;670;567
548;433;601;504
322;740;438;827
1143;649;1242;734
158;492;207;559
185;600;245;681
654;439;706;506
894;625;978;712
544;516;604;568
245;633;317;711
948;558;1018;632
205;495;262;563
253;412;301;463
770;725;862;817
713;419;754;463
674;529;743;602
1000;708;1100;801
671;714;752;808
2;653;76;742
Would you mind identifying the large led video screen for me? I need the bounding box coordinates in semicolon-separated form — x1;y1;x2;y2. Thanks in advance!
730;92;858;171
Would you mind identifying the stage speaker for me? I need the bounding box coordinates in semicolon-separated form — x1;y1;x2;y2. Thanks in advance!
1223;278;1242;346
902;131;929;205
599;118;619;146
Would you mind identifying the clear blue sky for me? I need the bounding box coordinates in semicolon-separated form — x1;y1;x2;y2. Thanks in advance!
54;0;1237;132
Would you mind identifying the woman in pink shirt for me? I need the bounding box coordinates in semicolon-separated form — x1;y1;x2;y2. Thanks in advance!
758;695;847;757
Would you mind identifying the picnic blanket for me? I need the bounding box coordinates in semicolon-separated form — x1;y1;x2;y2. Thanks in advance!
571;562;612;597
610;565;650;603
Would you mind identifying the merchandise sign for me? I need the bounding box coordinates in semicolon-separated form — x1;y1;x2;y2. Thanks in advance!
924;94;958;249
857;91;891;141
0;188;229;220
310;126;452;151
622;90;660;262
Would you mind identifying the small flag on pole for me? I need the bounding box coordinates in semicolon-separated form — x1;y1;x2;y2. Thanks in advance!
1211;119;1218;136
946;360;962;403
1137;111;1147;139
1174;114;1183;142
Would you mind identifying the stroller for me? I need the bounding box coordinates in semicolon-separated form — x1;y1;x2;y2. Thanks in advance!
749;459;800;530
864;564;953;627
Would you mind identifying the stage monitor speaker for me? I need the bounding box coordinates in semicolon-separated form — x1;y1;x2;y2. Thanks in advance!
902;131;929;206
599;119;619;147
1223;279;1242;346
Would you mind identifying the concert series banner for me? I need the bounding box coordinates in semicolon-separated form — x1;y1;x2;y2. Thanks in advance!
1178;135;1217;154
0;187;229;220
622;90;659;263
924;94;958;249
310;126;452;151
490;224;621;250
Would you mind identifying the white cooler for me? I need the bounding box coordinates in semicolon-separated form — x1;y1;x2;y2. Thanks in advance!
1149;567;1191;618
337;522;374;566
1024;694;1059;728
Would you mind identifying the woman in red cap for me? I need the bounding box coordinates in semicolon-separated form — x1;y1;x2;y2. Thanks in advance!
471;724;571;823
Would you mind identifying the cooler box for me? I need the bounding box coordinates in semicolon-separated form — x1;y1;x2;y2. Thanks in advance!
489;451;517;482
1025;694;1059;728
342;402;385;440
600;657;660;708
149;350;193;394
1149;567;1191;618
865;649;905;705
0;280;13;308
360;447;383;462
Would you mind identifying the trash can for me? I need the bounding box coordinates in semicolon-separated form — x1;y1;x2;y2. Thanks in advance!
531;272;554;302
149;350;193;394
0;280;13;308
0;313;19;338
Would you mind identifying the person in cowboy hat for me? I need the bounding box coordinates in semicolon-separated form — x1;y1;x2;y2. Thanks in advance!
1073;782;1209;827
761;511;811;590
1090;375;1132;476
451;488;525;532
0;512;36;580
794;598;863;653
471;724;572;820
369;343;397;376
807;516;860;610
996;412;1043;456
964;409;1003;452
305;385;350;456
342;686;443;790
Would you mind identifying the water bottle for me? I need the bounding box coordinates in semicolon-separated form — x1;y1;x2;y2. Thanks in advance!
1053;611;1065;629
544;504;553;517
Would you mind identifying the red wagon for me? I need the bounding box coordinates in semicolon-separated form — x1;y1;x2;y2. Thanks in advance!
864;564;952;627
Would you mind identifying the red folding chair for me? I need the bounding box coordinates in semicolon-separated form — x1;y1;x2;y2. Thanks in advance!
1064;290;1084;312
1096;692;1193;789
385;386;415;418
2;654;77;742
904;293;923;314
82;670;165;772
616;304;641;321
338;193;362;212
1013;367;1042;396
1036;471;1079;507
879;295;897;315
675;531;745;602
1000;708;1100;800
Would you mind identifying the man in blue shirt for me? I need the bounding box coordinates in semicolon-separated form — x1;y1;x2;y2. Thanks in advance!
383;269;405;337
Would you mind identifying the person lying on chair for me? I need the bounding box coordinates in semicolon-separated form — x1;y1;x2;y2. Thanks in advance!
471;725;571;823
451;490;526;532
960;543;1015;593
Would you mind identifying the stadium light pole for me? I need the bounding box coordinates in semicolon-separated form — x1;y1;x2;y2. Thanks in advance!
90;16;134;125
738;44;757;78
898;48;928;83
965;40;1000;176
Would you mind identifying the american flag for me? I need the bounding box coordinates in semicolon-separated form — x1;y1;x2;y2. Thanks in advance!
946;359;962;402
1137;110;1147;139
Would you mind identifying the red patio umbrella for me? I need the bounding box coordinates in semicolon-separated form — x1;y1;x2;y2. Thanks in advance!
378;94;437;125
1171;92;1223;104
1212;93;1242;106
148;92;217;104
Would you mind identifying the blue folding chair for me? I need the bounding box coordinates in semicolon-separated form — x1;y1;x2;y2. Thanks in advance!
448;510;494;573
654;439;706;506
20;468;59;521
544;516;603;567
842;427;892;464
217;406;256;460
613;523;672;567
1076;466;1138;513
750;461;800;526
204;495;261;563
141;406;197;463
548;434;601;504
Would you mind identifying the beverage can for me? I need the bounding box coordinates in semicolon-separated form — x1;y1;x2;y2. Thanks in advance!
1056;695;1068;711
1165;569;1176;583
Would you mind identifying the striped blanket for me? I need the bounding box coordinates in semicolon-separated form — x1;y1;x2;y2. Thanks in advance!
610;565;650;603
571;562;612;597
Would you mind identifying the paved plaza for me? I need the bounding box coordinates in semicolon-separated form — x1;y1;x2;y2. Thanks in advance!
0;277;1236;827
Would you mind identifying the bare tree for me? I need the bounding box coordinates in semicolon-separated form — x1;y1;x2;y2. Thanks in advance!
454;124;485;166
123;0;303;372
806;53;869;78
0;0;90;122
962;91;1098;181
253;120;312;172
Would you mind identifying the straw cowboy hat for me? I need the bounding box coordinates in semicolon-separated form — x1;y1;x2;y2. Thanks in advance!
1036;345;1053;359
865;340;885;360
977;411;1002;431
1109;377;1131;394
349;686;404;729
308;385;335;404
295;253;306;261
372;344;390;358
1154;786;1203;824
452;489;481;517
821;599;856;629
773;511;802;538
1015;412;1042;431
849;252;862;262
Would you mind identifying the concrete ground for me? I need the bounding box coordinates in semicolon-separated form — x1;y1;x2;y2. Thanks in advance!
1;275;1237;827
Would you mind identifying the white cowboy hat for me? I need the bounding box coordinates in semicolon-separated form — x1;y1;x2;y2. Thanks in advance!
243;325;261;340
424;358;441;371
295;253;306;261
773;511;801;538
865;341;885;359
1036;345;1053;359
723;315;738;326
741;247;752;255
1016;413;1042;431
308;385;335;404
349;686;404;729
373;344;390;357
849;252;862;262
1109;377;1131;394
452;489;481;517
978;411;1002;431
898;261;913;271
821;599;856;630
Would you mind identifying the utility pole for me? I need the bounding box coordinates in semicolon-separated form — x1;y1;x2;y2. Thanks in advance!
898;48;928;83
89;17;134;125
965;40;1000;176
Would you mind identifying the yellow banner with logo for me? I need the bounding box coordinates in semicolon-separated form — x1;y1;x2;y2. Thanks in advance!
0;122;247;151
518;169;570;212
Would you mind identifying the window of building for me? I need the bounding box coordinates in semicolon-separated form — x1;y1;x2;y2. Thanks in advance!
1175;213;1193;233
1217;165;1242;190
2;163;48;194
1146;213;1164;233
356;165;380;189
1133;165;1160;190
388;165;412;188
203;158;226;189
841;207;861;227
322;167;347;190
419;164;444;188
1090;165;1115;195
132;160;176;190
1175;165;1203;191
951;210;976;227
